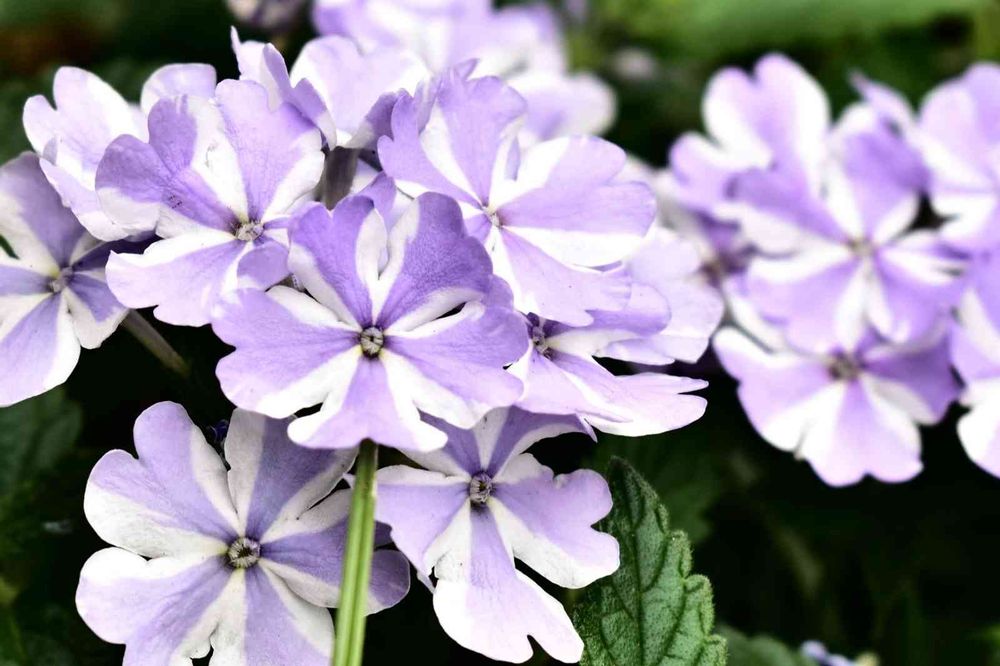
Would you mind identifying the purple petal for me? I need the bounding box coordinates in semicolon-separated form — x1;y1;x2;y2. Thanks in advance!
376;193;493;330
433;508;583;663
376;465;470;574
76;549;231;663
492;454;617;587
0;153;87;270
106;234;248;326
83;401;240;554
0;294;79;407
140;63;217;114
213;286;361;417
223;408;355;539
495;137;654;267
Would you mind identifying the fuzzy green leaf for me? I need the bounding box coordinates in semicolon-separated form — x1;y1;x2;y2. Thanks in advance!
573;457;727;666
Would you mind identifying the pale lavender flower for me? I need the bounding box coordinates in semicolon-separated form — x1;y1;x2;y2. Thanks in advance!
802;641;857;666
737;123;964;353
661;54;829;275
97;79;324;326
918;63;1000;252
312;0;614;142
23;64;216;241
512;304;708;437
0;153;133;406
212;193;526;452
231;29;428;148
379;69;653;325
77;402;409;663
714;323;958;486
376;407;618;663
951;251;1000;477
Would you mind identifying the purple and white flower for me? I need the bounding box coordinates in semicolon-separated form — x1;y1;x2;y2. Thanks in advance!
23;64;217;241
512;305;708;437
951;252;1000;477
232;29;428;149
714;325;959;486
77;402;410;664
918;63;1000;252
0;153;132;406
312;0;614;143
212;193;526;452
737;130;965;353
97;79;324;326
376;407;618;663
379;70;653;324
660;54;830;278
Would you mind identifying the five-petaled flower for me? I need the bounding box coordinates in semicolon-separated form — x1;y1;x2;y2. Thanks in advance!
212;193;527;451
77;402;410;664
376;406;618;663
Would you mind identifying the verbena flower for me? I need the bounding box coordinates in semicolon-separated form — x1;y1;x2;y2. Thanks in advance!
714;324;958;486
0;153;134;406
659;54;829;279
24;64;217;241
232;29;428;149
379;69;653;325
951;251;1000;477
736;125;965;353
312;0;613;143
376;407;618;663
96;79;324;326
77;402;410;663
513;307;708;437
212;193;526;451
918;63;1000;252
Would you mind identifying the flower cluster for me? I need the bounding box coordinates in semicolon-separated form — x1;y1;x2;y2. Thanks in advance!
659;54;1000;485
0;3;723;664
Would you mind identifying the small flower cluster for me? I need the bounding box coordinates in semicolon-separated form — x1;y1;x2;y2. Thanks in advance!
659;54;1000;485
0;2;722;664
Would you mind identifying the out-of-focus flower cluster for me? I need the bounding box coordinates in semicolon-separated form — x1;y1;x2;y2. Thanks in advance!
659;54;1000;486
0;2;724;664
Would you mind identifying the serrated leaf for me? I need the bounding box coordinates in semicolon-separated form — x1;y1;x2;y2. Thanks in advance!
721;629;814;666
573;458;727;666
0;389;82;499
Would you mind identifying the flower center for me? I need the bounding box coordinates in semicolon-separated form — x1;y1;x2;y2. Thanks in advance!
235;219;264;242
468;472;494;505
487;209;502;228
848;236;874;258
530;325;550;357
226;536;261;569
49;267;73;294
359;326;385;357
828;354;861;381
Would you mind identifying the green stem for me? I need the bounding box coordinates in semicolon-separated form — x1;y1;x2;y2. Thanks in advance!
122;311;189;378
332;440;379;666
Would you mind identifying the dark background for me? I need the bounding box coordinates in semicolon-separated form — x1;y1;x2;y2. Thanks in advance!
0;0;998;663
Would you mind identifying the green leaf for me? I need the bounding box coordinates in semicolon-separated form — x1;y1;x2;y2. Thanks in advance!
573;457;727;666
0;388;82;499
721;629;814;666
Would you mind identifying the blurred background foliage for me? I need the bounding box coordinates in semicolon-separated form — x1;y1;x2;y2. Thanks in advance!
0;0;998;664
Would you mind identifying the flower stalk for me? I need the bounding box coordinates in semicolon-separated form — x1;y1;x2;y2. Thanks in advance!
122;311;190;378
332;439;379;666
